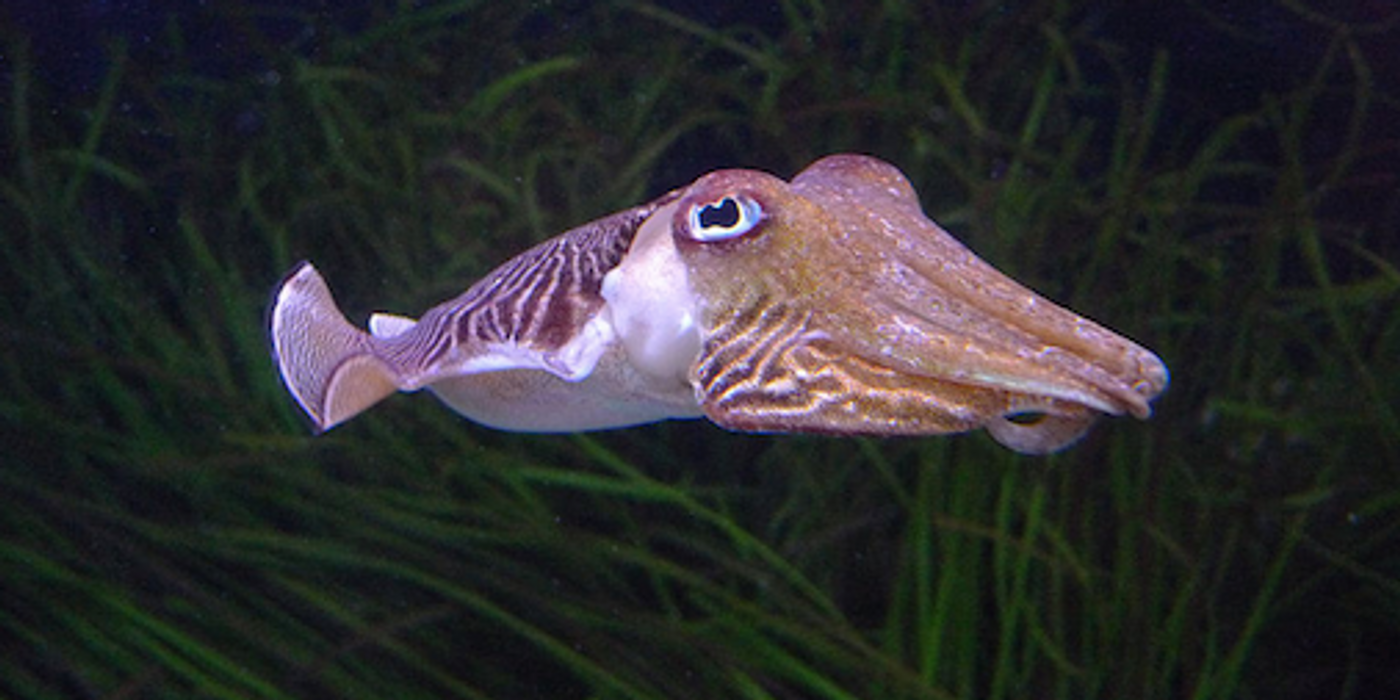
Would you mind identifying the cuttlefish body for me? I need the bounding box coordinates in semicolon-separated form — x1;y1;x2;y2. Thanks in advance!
271;154;1167;453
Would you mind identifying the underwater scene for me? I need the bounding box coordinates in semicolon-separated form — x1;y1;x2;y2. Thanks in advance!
2;1;1398;698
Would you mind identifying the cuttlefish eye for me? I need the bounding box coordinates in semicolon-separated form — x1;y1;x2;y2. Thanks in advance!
684;195;764;242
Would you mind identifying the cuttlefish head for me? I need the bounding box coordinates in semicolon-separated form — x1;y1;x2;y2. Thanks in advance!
273;153;1166;452
605;154;1167;453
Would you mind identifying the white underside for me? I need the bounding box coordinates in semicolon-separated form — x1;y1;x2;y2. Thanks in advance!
598;201;703;386
368;201;706;432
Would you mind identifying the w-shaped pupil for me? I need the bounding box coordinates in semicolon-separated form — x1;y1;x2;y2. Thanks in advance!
698;198;740;228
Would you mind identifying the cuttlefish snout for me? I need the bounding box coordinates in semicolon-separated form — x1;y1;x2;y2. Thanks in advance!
270;154;1167;453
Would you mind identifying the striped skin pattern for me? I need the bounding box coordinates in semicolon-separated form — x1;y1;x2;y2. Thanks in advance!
269;192;690;433
695;299;990;435
693;297;1103;450
669;155;1166;452
378;190;681;379
270;154;1167;452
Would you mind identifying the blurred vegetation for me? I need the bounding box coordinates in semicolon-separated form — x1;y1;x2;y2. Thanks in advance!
2;0;1398;698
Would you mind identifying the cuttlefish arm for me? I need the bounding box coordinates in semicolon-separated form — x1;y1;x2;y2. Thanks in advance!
642;155;1168;452
270;154;1166;453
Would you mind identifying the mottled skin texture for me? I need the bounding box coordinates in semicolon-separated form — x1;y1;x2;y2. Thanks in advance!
269;154;1167;453
673;156;1166;450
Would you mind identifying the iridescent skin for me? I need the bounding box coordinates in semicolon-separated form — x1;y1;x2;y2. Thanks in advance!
270;154;1167;453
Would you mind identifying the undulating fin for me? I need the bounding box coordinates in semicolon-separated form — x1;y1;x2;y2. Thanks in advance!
270;262;403;432
268;154;1167;452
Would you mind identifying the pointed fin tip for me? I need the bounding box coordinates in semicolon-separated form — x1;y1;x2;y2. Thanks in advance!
270;261;401;432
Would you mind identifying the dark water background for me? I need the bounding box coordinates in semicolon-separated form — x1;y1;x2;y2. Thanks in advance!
2;1;1398;698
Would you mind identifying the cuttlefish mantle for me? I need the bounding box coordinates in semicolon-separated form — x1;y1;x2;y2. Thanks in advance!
270;154;1167;453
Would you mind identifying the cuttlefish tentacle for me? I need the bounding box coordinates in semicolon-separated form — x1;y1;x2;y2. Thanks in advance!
661;155;1166;451
693;300;1008;435
789;156;1165;417
270;154;1167;453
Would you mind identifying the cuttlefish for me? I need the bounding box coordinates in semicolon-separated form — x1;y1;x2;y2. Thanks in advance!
270;154;1167;453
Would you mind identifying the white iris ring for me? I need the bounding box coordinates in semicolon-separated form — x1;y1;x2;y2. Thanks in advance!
687;195;763;242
